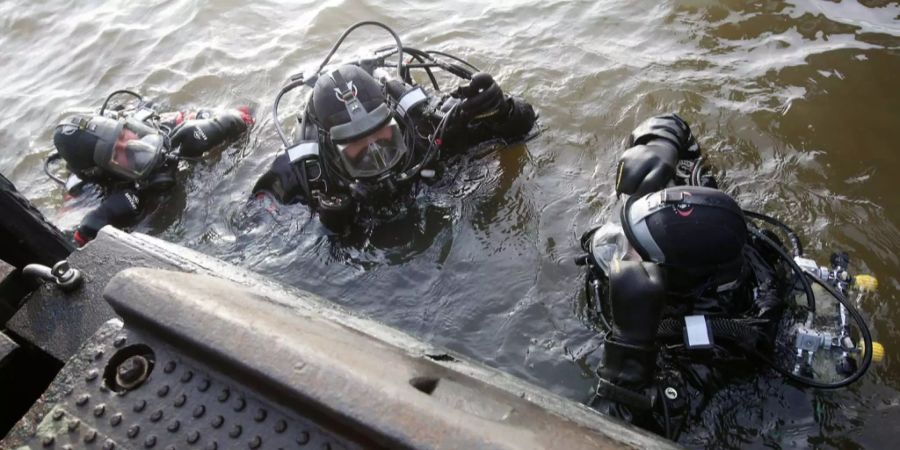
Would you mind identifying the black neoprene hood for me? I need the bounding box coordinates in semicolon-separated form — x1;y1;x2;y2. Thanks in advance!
312;65;391;144
622;186;747;289
53;114;111;173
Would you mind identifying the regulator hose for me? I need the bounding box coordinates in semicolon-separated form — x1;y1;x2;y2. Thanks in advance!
656;316;768;350
273;21;406;147
43;152;67;187
427;50;480;72
747;226;816;317
314;21;405;81
743;209;804;257
584;271;612;330
736;256;873;388
99;89;143;116
272;78;307;147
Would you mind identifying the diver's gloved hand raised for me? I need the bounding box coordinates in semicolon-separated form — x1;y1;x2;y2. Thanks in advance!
597;260;666;410
454;72;508;122
170;107;253;158
628;113;698;157
607;260;666;345
615;114;700;196
615;143;677;197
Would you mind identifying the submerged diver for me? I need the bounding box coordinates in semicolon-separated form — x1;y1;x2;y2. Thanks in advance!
577;114;877;439
252;22;537;231
49;90;253;246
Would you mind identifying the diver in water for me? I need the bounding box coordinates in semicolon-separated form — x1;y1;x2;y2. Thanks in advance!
577;114;877;439
252;22;537;231
49;90;254;246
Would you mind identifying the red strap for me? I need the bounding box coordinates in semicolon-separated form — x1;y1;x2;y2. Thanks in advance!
73;230;88;247
236;106;254;126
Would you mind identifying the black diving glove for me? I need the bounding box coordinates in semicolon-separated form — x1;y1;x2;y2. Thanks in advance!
170;107;253;158
597;261;667;411
616;113;700;196
607;261;666;344
451;73;536;141
615;143;677;196
628;113;699;159
454;72;508;122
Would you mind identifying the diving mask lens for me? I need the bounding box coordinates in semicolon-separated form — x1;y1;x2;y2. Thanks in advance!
336;120;407;178
103;119;165;181
590;223;637;275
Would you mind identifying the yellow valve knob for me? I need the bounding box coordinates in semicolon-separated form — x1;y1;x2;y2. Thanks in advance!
861;341;885;363
855;275;878;292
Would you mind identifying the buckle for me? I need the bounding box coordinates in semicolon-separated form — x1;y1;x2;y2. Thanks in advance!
661;189;686;204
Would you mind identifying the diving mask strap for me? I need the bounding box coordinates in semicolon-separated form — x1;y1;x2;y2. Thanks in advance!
330;69;369;122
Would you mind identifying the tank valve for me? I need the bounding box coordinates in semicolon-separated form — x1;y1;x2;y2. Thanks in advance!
854;275;878;292
861;341;885;364
22;260;83;292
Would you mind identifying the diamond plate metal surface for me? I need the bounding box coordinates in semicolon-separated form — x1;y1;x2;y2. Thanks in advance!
6;320;356;450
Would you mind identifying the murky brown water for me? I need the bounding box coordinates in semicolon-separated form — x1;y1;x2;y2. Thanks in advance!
2;0;899;447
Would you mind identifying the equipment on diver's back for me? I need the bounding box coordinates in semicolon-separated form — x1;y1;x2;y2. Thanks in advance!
620;186;747;293
781;252;882;385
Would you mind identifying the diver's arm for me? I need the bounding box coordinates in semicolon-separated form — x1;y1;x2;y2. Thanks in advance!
439;73;536;147
596;260;666;423
383;73;535;147
73;190;142;247
251;153;356;232
615;114;711;196
251;153;308;205
169;107;254;158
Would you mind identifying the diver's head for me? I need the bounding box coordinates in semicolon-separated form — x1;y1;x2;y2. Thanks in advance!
621;186;747;294
54;114;167;183
312;65;408;184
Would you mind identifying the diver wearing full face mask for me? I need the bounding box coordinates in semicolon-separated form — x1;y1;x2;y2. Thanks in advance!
252;22;537;231
577;114;878;440
49;90;254;246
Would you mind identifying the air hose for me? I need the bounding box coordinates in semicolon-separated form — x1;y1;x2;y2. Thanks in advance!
747;226;816;317
273;21;405;147
43;152;67;187
99;89;143;116
743;209;804;257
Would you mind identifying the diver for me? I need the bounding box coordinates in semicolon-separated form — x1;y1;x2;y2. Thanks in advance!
577;114;877;440
251;22;537;231
48;90;254;246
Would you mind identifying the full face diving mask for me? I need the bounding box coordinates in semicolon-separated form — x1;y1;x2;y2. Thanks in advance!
90;115;167;181
316;66;409;181
335;119;408;179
